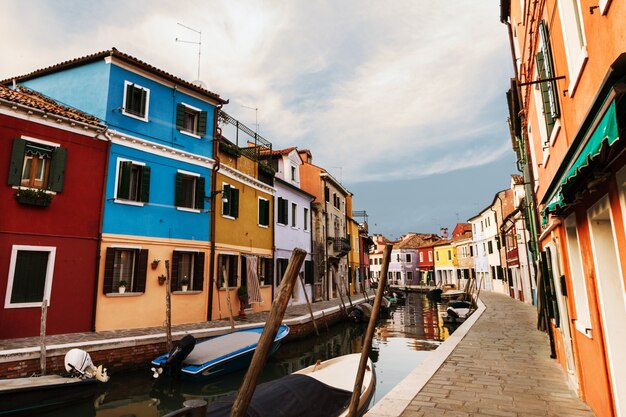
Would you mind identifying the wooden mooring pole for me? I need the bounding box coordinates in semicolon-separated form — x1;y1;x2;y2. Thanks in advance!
165;260;172;352
299;273;319;336
347;244;392;417
230;248;307;417
39;300;47;375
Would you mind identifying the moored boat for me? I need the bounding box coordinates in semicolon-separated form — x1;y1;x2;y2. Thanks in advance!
151;325;289;381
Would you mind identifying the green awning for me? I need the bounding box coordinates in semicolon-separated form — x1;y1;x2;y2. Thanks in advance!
541;99;620;225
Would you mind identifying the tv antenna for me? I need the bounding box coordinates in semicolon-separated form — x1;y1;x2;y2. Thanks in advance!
240;104;259;133
176;23;202;81
332;166;343;183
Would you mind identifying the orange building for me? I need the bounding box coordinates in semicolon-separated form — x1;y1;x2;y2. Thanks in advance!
502;1;626;415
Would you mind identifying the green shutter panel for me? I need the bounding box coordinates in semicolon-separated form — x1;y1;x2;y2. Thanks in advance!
103;247;115;294
140;166;151;203
263;199;269;225
135;249;149;293
198;111;208;136
139;88;147;117
231;188;239;218
176;104;186;130
193;252;205;291
536;51;556;137
171;251;180;291
8;138;27;186
48;146;67;192
125;84;134;112
174;173;184;207
195;176;206;210
117;161;132;199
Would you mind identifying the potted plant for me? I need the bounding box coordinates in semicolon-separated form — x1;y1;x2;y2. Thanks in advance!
118;280;128;294
158;274;166;285
151;259;161;270
180;277;189;292
14;188;54;207
237;286;248;316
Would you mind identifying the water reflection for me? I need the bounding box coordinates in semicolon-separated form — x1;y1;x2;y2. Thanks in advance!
39;292;446;417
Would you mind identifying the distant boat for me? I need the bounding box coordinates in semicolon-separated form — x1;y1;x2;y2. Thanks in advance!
205;353;376;417
443;300;473;323
151;325;289;381
0;348;109;416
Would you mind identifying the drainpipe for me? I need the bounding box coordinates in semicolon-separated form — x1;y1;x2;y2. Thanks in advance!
207;104;223;321
323;178;329;301
91;127;112;331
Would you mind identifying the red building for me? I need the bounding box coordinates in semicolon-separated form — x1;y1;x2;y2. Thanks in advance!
417;244;436;285
0;86;107;338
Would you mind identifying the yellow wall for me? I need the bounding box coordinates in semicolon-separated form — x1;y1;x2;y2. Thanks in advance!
434;244;456;268
95;234;210;331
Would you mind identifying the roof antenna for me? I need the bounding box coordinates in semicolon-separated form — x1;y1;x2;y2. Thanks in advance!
240;103;259;134
176;23;202;82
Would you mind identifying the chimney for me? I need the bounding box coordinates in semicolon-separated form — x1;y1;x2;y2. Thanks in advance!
440;227;448;239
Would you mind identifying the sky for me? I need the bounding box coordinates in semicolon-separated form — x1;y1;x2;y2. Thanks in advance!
0;0;517;239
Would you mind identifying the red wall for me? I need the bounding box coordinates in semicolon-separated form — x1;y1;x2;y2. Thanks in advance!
0;114;107;338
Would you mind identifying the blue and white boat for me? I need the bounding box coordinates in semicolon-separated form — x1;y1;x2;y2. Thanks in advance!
151;325;289;381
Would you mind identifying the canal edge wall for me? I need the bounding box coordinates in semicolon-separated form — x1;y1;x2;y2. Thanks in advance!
0;300;354;379
365;297;487;417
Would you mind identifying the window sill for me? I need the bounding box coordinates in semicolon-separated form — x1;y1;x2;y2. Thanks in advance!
177;207;202;213
222;215;236;220
173;290;202;295
106;292;143;297
122;110;149;122
575;320;593;339
114;199;145;207
179;130;202;139
258;224;269;229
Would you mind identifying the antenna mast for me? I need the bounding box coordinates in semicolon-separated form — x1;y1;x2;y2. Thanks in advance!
176;23;202;80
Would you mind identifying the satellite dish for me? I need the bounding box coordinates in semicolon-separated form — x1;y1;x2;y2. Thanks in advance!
191;80;207;89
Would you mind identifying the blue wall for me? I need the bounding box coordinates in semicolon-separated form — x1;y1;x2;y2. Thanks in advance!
103;143;211;240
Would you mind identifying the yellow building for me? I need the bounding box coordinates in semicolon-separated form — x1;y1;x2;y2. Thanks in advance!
433;240;456;286
210;119;275;320
346;194;360;294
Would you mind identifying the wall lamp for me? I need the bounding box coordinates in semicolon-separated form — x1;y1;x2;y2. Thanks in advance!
207;189;227;203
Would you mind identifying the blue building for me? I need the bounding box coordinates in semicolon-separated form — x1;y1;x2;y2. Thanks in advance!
11;48;228;330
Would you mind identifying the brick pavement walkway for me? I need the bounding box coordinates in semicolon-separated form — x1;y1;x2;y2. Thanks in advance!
399;292;595;417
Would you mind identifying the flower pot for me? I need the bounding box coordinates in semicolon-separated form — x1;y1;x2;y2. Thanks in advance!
118;286;126;294
158;275;166;285
151;263;159;270
182;285;188;292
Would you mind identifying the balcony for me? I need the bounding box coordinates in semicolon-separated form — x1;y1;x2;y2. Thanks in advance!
329;237;351;255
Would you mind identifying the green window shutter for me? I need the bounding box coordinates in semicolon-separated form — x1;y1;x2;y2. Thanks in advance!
8;138;27;186
222;184;231;216
259;199;268;226
171;251;180;291
193;252;205;291
174;173;184;207
231;188;240;218
198;111;208;136
140;166;151;203
536;51;556;138
125;84;134;112
277;198;283;224
11;250;49;303
48;146;67;192
103;247;115;294
117;161;132;199
195;176;206;210
176;104;186;130
135;249;149;293
139;88;147;117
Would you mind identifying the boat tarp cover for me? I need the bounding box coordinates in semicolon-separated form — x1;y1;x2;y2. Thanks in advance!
204;374;352;417
183;332;261;366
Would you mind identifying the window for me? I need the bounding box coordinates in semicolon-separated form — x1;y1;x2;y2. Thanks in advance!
407;271;413;282
290;165;297;181
175;171;205;210
396;254;401;262
277;197;288;225
565;215;591;334
258;257;273;285
222;183;239;218
303;207;309;231
171;250;205;291
558;0;587;94
176;103;208;137
405;253;411;263
217;254;238;288
123;81;149;120
420;252;423;263
258;198;270;227
5;245;55;308
536;20;560;138
428;251;433;262
276;258;289;285
103;247;148;294
8;138;67;192
436;252;439;261
488;241;493;254
304;260;314;285
324;186;330;202
116;160;150;203
291;203;297;227
447;250;452;260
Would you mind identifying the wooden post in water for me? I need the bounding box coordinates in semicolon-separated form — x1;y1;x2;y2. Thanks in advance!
165;260;172;352
347;244;392;417
299;273;319;336
332;272;348;315
230;248;307;417
39;300;47;375
223;269;235;330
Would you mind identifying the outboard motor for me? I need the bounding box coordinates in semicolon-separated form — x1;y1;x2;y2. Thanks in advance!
153;334;196;379
64;348;109;382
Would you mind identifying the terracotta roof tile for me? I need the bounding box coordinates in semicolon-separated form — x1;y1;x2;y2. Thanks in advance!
0;85;103;127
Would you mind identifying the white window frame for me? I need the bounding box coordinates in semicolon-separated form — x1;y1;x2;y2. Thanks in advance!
5;245;56;308
176;169;201;213
122;80;150;122
564;214;592;337
420;252;423;263
303;207;309;231
558;0;588;96
291;202;298;228
258;197;269;228
113;158;146;207
221;182;236;220
179;102;202;139
428;251;433;262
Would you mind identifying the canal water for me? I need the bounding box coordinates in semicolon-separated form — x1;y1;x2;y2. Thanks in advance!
41;292;451;417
